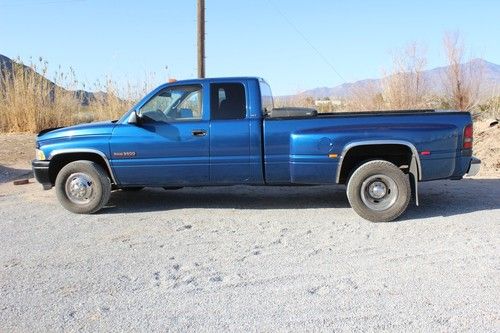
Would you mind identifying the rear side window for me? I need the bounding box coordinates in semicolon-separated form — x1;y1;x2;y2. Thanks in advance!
259;80;274;115
210;83;246;120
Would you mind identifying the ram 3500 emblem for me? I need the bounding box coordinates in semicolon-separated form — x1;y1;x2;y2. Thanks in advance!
113;151;136;158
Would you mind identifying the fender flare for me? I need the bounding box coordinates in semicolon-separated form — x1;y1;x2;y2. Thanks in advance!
335;140;421;206
48;148;118;184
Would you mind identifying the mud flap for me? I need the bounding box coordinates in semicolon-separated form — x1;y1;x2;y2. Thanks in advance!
409;155;419;206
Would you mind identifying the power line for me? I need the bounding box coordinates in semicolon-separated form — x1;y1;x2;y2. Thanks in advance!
266;0;346;83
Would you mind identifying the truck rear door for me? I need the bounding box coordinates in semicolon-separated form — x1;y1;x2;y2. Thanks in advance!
209;81;258;184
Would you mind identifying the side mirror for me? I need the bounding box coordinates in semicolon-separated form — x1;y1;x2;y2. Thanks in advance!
128;109;142;125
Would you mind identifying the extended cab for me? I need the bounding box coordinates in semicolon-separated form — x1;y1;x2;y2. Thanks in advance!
32;77;480;221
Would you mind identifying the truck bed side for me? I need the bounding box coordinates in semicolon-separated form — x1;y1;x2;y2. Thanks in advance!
263;111;472;185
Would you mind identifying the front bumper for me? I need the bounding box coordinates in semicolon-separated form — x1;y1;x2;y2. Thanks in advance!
466;156;481;177
32;160;52;190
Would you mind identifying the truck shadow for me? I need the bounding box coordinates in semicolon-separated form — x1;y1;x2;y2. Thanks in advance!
106;184;351;212
104;178;500;221
402;178;500;221
0;165;33;184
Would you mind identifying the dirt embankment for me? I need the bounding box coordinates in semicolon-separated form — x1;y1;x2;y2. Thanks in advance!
473;119;500;176
0;133;35;166
0;133;35;183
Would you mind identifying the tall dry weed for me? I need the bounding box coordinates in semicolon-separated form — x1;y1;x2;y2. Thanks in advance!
345;43;429;111
0;58;139;133
442;31;484;111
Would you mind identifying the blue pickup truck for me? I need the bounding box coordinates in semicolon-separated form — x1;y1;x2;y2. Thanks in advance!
32;77;480;221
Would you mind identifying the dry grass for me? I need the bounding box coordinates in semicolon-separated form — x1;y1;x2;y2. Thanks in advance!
477;96;500;119
274;95;316;108
0;58;148;133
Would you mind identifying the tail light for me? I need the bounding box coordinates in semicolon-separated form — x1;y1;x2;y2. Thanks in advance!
463;124;473;149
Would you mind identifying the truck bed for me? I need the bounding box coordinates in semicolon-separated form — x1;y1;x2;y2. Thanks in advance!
263;110;472;184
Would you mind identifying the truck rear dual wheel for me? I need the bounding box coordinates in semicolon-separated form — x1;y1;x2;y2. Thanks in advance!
347;160;411;222
55;161;111;214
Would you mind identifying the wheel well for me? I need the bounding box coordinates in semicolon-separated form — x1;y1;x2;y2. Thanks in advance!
48;153;114;185
338;144;413;184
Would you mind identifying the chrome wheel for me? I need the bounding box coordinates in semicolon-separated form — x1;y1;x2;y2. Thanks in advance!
360;174;398;211
65;172;94;204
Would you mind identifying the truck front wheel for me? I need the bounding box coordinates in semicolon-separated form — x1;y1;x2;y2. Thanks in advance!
55;161;111;214
346;160;410;222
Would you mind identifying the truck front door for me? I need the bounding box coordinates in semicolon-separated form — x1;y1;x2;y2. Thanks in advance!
110;84;210;186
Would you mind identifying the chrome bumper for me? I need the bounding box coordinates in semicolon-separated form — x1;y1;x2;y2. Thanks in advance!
466;157;481;177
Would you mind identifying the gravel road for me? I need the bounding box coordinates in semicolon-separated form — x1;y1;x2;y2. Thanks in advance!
0;176;499;331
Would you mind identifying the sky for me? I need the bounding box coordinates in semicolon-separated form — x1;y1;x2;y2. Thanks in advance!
1;0;499;96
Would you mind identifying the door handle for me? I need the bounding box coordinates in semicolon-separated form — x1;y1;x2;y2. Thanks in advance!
192;129;207;137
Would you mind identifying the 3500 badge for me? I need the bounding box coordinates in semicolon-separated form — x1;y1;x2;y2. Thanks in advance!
113;151;136;158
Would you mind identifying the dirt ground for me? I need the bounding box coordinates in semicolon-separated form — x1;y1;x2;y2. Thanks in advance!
0;133;36;183
0;133;35;166
0;177;499;331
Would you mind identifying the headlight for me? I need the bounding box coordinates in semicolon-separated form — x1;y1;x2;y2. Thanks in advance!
36;149;46;160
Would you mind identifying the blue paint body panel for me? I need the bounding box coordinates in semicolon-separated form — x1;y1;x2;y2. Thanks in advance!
37;121;115;161
35;77;474;188
109;121;210;185
265;115;468;183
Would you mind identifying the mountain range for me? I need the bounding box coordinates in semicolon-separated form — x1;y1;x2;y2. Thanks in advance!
298;58;500;100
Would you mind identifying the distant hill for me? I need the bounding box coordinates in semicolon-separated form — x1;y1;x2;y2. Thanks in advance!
297;59;500;99
0;54;105;105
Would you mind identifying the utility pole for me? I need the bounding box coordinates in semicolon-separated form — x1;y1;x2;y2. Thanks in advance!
197;0;205;78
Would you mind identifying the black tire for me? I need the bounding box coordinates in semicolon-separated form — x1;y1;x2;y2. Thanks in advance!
346;160;410;222
121;187;144;191
55;161;111;214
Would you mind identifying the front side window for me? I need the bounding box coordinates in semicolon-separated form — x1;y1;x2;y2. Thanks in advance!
139;85;202;122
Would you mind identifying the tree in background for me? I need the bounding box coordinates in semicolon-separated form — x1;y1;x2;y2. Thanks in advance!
442;31;484;111
347;43;428;111
382;42;428;110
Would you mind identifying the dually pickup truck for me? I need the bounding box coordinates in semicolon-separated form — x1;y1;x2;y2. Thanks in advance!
32;77;480;222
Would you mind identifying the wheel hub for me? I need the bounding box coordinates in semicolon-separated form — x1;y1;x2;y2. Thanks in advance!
360;174;398;211
368;181;387;199
65;173;94;204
